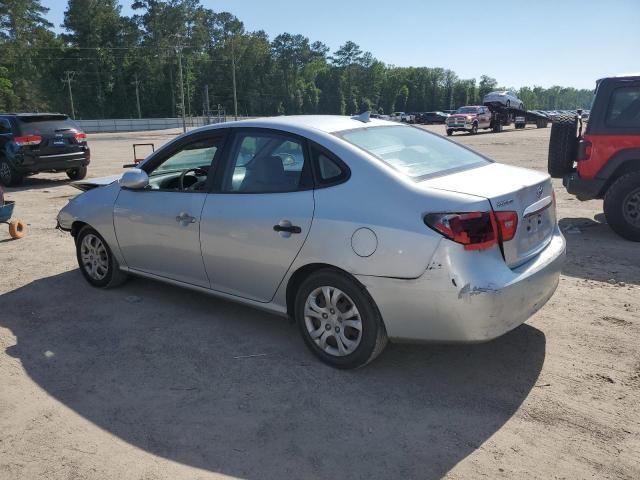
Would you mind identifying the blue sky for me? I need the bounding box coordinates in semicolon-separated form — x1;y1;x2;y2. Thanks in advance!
41;0;640;89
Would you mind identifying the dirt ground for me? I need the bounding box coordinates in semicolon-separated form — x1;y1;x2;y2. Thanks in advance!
0;122;638;480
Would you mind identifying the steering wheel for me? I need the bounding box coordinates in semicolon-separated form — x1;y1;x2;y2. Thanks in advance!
178;167;207;191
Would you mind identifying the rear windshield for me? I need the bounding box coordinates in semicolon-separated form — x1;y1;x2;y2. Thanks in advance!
336;125;489;180
17;116;81;135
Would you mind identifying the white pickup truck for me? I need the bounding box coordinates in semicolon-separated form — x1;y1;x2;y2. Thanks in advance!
389;112;415;124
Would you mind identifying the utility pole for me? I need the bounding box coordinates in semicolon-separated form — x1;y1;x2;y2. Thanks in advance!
204;84;211;124
230;36;238;120
63;71;76;119
174;35;187;133
134;73;142;119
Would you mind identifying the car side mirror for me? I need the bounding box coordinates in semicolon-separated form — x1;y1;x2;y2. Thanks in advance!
119;169;149;190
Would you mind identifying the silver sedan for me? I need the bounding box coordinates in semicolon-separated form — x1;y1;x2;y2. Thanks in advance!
57;115;565;368
483;90;525;110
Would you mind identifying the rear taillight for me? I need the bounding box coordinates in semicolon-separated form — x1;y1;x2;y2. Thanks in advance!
74;132;87;141
425;210;518;250
577;139;592;161
424;212;497;251
14;135;42;146
494;211;518;241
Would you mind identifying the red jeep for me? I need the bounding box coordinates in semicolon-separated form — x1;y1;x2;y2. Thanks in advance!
548;74;640;241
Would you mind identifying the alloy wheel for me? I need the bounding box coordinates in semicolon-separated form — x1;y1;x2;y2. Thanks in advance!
304;286;363;357
80;233;109;281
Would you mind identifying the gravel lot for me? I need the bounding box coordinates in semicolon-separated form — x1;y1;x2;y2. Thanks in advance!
1;123;639;480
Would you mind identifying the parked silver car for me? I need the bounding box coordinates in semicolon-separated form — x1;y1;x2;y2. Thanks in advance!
483;90;525;110
57;115;565;368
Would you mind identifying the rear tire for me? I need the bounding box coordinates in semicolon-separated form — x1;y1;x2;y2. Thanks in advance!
0;158;24;187
603;171;640;241
294;269;388;369
547;114;578;178
67;166;88;180
76;226;129;288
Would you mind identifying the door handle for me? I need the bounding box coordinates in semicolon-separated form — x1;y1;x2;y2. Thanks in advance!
273;222;301;234
176;212;197;224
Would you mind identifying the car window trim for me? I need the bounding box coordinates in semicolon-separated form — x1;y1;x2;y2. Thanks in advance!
218;127;314;195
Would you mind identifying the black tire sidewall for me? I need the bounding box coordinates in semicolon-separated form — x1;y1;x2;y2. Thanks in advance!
604;172;640;241
547;114;578;178
76;226;117;287
67;166;88;180
0;158;22;187
294;270;383;369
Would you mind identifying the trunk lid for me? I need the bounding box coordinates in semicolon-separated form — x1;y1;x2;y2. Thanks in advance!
421;163;556;268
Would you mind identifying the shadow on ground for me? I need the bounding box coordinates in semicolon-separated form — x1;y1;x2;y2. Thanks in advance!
4;176;72;192
559;216;640;285
1;270;546;480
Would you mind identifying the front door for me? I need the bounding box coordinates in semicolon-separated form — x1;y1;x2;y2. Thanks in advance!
114;133;224;287
200;129;315;302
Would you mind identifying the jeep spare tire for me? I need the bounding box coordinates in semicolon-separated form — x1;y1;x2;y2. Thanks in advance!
548;114;578;178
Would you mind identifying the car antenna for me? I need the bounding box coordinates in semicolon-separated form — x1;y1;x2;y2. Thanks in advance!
352;111;371;123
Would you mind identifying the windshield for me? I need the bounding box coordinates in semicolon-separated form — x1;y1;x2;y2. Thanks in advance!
455;107;478;114
336;125;489;179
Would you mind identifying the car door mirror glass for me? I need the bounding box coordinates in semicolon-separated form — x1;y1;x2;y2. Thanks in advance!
120;169;149;189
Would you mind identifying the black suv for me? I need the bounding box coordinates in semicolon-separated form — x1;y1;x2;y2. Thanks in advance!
417;111;449;124
0;113;90;186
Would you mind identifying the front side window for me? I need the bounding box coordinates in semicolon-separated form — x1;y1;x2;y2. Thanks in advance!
336;125;488;180
146;135;221;191
224;132;309;193
606;85;640;128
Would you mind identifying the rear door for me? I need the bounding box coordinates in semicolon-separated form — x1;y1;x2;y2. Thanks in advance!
200;128;314;302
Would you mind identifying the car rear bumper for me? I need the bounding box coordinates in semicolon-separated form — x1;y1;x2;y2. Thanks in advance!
13;151;90;174
356;226;566;343
563;172;605;200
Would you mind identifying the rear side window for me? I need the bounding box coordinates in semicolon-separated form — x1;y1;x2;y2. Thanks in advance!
606;86;640;128
311;145;349;185
17;116;81;135
0;119;11;134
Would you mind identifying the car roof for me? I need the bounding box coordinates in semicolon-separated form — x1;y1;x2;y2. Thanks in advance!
196;115;401;134
597;73;640;82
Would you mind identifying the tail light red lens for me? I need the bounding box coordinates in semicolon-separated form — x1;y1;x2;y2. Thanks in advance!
424;212;497;250
494;211;518;241
74;132;87;141
14;135;42;146
425;210;519;250
577;139;592;161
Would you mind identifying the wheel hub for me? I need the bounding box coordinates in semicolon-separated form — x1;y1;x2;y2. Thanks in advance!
303;286;363;357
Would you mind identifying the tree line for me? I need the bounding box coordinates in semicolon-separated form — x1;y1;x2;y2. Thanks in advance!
0;0;594;120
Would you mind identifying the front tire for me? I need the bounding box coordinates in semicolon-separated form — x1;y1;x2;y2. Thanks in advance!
0;158;24;187
603;171;640;241
470;123;478;135
294;269;388;369
67;166;88;180
76;226;129;288
446;129;453;136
